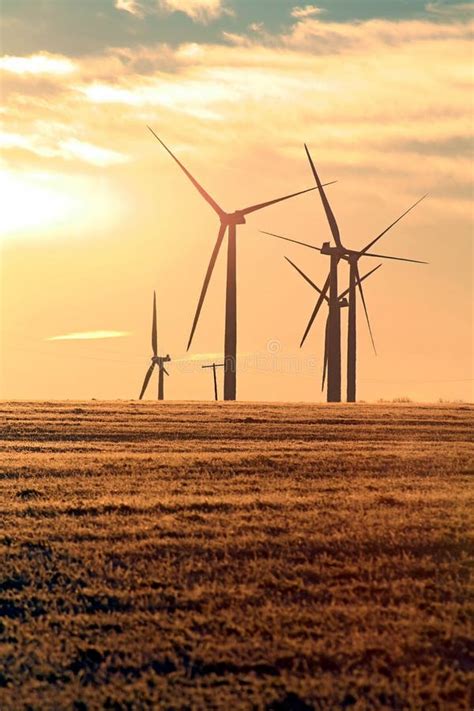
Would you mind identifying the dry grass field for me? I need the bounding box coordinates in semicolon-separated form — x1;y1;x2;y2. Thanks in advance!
0;401;472;710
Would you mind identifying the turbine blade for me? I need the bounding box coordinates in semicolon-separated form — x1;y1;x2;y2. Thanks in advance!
339;263;382;300
322;316;329;392
152;291;157;357
285;257;329;302
300;274;331;347
361;251;428;264
147;126;224;217
187;223;227;351
355;263;377;355
240;182;336;216
304;144;343;249
163;367;170;376
260;231;321;252
139;362;155;400
359;194;428;256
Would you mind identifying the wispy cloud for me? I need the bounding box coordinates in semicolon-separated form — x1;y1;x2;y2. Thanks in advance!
115;0;144;17
285;15;474;49
114;0;231;23
80;79;229;120
159;0;233;23
0;131;129;167
0;53;76;76
47;331;131;341
425;2;474;17
291;5;325;19
58;139;128;167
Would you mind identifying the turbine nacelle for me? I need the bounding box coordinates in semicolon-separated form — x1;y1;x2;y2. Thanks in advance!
222;211;246;226
321;241;340;256
321;241;353;258
152;354;171;365
345;251;361;263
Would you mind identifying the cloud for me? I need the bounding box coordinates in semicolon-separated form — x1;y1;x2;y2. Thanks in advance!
0;131;129;167
221;30;251;46
79;78;230;120
291;5;325;19
1;14;471;207
285;16;474;50
47;331;131;341
58;139;128;166
114;0;230;23
115;0;144;16
0;52;76;76
425;2;474;17
158;0;232;23
71;17;468;152
248;22;265;33
223;13;472;53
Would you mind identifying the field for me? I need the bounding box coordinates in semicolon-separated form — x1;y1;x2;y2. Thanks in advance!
0;401;472;710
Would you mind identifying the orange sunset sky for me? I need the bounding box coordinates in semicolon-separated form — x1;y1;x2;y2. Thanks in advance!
0;0;472;402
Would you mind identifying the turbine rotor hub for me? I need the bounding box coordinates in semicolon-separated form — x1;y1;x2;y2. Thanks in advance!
321;241;348;257
223;211;246;226
152;355;171;364
321;241;340;256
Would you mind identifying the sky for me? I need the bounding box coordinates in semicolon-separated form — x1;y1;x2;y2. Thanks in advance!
0;0;472;402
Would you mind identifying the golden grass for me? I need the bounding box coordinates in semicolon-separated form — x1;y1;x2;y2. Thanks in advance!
0;401;472;709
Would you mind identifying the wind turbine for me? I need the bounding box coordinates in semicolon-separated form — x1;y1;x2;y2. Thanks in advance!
139;291;171;401
261;145;428;402
147;126;335;401
202;362;225;401
285;257;381;397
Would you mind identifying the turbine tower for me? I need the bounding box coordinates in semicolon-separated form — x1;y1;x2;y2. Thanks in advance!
285;257;381;397
261;145;427;402
148;126;334;401
139;291;171;401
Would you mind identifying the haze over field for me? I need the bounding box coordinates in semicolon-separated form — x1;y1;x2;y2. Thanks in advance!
1;0;472;402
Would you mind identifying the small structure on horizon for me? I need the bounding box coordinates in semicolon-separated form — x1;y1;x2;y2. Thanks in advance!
201;362;225;401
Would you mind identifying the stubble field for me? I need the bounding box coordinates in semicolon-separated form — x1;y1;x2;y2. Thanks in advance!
0;401;472;710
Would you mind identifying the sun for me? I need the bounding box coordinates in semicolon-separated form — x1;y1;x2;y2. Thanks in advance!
0;168;124;239
0;169;83;238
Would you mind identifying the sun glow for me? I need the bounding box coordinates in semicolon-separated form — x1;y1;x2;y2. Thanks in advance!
0;170;82;237
0;169;125;239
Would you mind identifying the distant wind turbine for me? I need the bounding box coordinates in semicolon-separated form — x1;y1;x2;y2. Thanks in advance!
147;126;335;401
139;291;171;400
285;257;381;396
261;144;428;402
